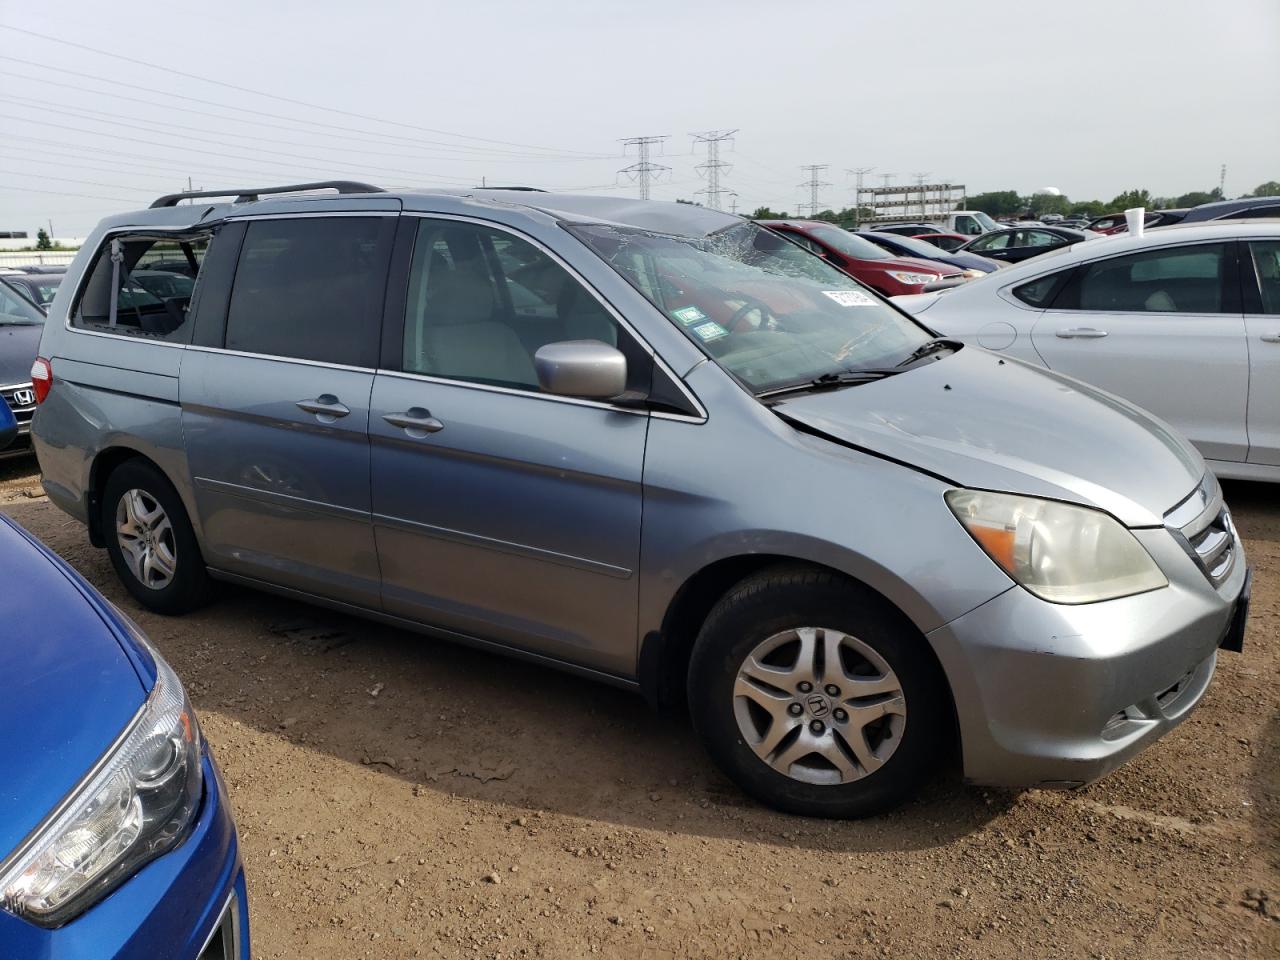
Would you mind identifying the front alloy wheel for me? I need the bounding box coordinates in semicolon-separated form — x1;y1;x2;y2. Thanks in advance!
687;565;949;817
734;626;906;785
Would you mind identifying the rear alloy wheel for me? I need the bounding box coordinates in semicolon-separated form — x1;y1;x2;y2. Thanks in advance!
102;460;212;614
115;488;178;591
688;566;949;817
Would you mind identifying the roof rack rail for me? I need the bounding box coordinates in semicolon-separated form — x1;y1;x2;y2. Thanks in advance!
150;180;384;209
478;185;548;192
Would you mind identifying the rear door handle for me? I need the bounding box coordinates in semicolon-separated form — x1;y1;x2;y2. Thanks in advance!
384;407;445;434
1261;334;1280;343
1055;327;1109;339
296;394;350;420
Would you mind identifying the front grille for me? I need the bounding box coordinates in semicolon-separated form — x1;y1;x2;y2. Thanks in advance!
0;382;35;431
1186;510;1236;585
1165;477;1237;588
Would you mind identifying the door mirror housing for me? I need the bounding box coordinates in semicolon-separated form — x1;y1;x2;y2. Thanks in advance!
534;340;628;399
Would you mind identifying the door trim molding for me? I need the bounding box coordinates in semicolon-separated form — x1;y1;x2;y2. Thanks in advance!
373;511;633;579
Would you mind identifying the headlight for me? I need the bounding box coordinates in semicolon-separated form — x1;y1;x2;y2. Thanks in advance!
961;268;986;279
946;489;1167;604
887;271;940;285
0;638;202;927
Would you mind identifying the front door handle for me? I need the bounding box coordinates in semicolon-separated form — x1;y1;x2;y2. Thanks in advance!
1261;333;1280;343
296;394;350;420
1055;327;1109;339
384;407;445;435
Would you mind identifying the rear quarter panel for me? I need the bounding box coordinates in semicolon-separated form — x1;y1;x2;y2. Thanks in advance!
33;218;201;532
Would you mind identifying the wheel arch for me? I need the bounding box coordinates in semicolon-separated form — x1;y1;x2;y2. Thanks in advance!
639;553;959;744
87;446;181;547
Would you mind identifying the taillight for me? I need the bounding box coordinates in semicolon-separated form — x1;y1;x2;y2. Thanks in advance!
31;357;52;404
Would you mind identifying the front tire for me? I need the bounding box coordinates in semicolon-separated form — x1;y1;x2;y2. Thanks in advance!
687;566;949;818
102;459;212;615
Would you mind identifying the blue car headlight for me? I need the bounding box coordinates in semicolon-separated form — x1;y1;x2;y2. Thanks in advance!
0;642;202;927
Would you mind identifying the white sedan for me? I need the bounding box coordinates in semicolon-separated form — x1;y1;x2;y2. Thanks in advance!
893;221;1280;482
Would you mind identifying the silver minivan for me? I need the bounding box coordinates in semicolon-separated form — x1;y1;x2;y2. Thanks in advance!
30;183;1250;817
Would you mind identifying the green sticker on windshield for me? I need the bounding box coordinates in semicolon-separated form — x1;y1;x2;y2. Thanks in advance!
672;305;707;325
691;320;728;342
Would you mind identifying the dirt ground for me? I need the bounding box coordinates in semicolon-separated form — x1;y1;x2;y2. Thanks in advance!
1;456;1276;959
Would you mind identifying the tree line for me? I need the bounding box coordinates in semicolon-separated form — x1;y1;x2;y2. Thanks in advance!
738;180;1278;224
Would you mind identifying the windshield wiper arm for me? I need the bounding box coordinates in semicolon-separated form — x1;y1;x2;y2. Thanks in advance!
895;337;957;368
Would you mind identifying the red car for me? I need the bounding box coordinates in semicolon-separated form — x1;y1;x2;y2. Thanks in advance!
759;219;964;296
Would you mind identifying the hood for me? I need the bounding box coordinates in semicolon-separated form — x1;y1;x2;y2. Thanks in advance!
0;517;148;860
0;322;43;385
774;346;1203;527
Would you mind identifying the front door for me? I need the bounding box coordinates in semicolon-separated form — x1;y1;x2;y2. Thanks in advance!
1243;239;1280;465
369;216;649;675
1031;241;1249;464
181;214;395;606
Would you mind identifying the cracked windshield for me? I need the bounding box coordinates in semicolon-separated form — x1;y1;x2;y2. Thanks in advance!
572;221;931;393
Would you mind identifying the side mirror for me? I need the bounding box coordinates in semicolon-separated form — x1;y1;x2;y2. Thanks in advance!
534;340;627;399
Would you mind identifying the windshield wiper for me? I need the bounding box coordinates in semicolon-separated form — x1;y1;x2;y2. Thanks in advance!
757;369;900;400
895;337;957;368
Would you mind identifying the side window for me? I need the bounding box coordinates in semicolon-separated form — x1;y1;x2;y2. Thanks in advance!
1012;271;1070;307
1248;240;1280;314
972;232;1010;251
73;235;208;342
1067;243;1228;313
402;219;622;391
1231;204;1280;220
784;232;825;256
224;217;392;365
955;216;980;235
1026;230;1063;247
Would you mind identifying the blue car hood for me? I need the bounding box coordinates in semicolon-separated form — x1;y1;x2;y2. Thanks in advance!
0;323;42;387
775;346;1204;528
0;516;148;860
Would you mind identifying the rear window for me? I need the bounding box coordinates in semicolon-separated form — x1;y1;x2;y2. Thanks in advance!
73;235;208;342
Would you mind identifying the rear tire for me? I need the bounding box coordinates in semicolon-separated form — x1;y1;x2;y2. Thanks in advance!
102;459;212;615
687;565;949;818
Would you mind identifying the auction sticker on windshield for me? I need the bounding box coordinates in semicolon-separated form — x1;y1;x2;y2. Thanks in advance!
691;320;728;342
672;305;708;325
823;290;877;307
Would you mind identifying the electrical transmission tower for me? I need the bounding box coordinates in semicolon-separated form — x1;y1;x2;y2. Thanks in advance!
798;164;832;217
690;129;738;210
619;136;670;200
911;172;931;216
879;173;895;188
847;166;874;225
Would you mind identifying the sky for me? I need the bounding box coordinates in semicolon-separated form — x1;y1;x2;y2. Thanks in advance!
0;0;1277;236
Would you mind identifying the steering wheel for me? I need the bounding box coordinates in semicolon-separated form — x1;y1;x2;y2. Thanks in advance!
727;295;778;333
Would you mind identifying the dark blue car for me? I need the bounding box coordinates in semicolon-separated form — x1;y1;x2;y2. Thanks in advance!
859;231;1003;276
0;513;248;958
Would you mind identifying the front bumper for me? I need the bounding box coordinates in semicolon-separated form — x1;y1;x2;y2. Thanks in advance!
0;751;250;959
927;524;1247;789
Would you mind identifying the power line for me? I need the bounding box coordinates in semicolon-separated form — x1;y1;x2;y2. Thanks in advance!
797;164;831;218
619;136;670;200
690;129;737;211
0;86;621;165
0;23;612;159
